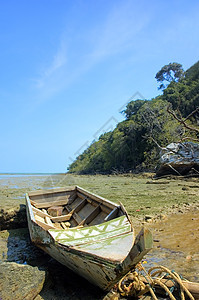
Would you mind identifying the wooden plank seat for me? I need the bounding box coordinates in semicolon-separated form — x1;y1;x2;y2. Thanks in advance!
31;199;69;209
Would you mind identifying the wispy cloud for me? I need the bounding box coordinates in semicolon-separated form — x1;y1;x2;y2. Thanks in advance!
88;2;150;61
35;40;67;89
32;1;150;101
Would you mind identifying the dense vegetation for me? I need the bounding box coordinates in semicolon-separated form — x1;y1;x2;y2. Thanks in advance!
68;61;199;174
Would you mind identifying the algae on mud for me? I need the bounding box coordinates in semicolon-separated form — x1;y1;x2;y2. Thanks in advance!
1;173;199;217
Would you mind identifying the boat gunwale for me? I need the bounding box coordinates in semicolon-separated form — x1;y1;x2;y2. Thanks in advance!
76;186;120;210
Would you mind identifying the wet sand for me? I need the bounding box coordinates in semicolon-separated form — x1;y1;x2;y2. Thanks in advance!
141;208;199;282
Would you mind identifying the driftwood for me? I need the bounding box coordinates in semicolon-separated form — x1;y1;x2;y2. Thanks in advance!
140;276;199;299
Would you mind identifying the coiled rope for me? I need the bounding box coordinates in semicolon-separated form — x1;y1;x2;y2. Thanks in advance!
106;263;196;299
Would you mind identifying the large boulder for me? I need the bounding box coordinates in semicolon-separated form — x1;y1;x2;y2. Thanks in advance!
156;142;199;177
0;261;46;300
0;204;27;230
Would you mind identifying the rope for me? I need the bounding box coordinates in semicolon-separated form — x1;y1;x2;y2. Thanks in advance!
148;266;195;300
115;263;195;299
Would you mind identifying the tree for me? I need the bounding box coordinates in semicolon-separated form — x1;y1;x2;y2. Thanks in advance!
155;62;184;90
122;99;148;119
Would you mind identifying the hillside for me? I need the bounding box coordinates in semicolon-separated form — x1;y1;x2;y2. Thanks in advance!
68;61;199;174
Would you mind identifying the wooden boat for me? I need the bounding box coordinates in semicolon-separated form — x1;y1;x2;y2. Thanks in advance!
26;185;153;291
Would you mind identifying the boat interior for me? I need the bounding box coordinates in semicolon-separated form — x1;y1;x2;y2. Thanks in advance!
28;186;127;231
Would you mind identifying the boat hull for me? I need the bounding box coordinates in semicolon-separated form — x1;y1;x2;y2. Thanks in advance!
26;186;153;291
27;208;131;290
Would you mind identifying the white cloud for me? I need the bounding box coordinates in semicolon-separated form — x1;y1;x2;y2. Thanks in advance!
32;1;151;101
35;40;67;89
89;2;150;61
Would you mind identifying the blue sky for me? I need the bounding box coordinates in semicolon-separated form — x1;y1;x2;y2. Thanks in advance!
0;0;199;173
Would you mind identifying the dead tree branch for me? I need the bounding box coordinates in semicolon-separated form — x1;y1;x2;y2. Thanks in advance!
167;106;199;134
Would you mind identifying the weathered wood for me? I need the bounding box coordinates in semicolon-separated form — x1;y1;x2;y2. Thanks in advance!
45;216;54;226
47;206;63;217
79;205;101;225
100;205;111;214
72;212;83;225
72;198;87;213
53;222;63;229
89;210;107;226
139;276;199;299
28;186;76;197
76;192;97;206
76;186;117;210
26;186;153;291
32;206;51;218
32;199;69;209
34;215;55;230
34;214;44;223
31;195;70;204
61;222;70;230
67;192;77;205
42;209;54;226
77;192;89;200
68;197;84;210
32;207;73;223
117;228;153;273
104;207;118;222
51;213;73;222
119;201;132;230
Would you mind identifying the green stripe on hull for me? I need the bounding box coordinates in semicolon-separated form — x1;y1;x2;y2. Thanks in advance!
49;215;130;246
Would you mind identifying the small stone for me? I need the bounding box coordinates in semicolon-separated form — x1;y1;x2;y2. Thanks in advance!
144;215;153;221
186;255;192;261
182;187;188;191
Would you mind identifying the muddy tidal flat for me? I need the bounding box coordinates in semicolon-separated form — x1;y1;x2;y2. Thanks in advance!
0;173;199;299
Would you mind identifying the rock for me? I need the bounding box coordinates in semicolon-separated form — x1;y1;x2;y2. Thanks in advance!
0;261;46;300
144;215;153;222
0;228;104;300
0;204;27;230
156;142;199;177
182;187;189;191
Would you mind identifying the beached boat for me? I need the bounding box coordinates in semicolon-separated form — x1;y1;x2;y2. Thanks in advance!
26;185;152;291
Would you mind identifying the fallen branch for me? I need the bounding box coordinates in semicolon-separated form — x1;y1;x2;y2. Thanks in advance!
167;106;199;135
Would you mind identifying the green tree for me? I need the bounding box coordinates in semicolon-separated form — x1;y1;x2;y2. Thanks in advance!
68;61;199;175
122;99;148;119
155;62;184;90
